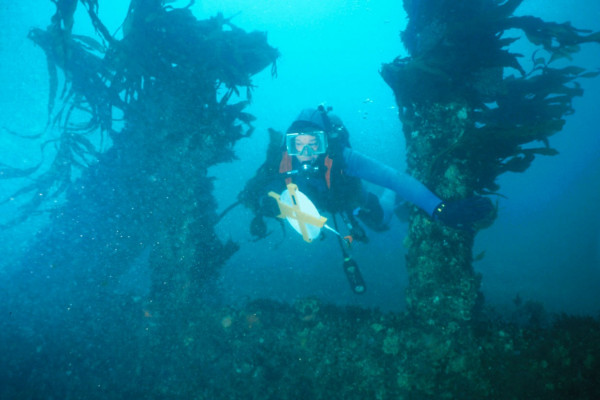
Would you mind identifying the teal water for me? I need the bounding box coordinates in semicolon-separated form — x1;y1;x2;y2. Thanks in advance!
1;1;599;398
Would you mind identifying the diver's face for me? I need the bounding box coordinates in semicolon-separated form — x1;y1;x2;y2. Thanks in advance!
294;134;320;163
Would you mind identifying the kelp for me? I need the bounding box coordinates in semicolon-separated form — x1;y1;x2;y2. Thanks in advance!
2;1;279;228
1;0;279;322
0;10;281;390
380;1;599;397
510;16;600;62
382;0;600;192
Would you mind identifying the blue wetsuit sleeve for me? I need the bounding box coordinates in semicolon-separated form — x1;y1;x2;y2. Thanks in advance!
342;148;442;216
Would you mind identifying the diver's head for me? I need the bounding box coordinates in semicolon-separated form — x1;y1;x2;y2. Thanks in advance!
285;106;345;162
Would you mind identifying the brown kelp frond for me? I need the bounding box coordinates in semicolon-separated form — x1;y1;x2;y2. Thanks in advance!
3;24;109;225
0;134;76;228
464;64;592;191
3;0;279;228
425;62;589;192
2;127;47;140
384;0;599;193
386;0;532;109
508;16;600;63
113;8;279;100
50;0;78;32
0;162;43;180
15;25;110;186
1;113;102;229
107;5;278;156
28;27;119;133
79;0;116;47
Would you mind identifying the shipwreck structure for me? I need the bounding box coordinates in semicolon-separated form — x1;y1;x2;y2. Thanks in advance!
380;0;600;395
3;0;278;312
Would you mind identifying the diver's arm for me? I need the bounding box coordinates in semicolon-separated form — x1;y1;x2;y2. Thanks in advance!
240;174;285;239
342;148;441;215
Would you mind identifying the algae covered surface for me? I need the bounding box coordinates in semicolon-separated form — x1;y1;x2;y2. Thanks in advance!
3;296;599;399
1;0;600;399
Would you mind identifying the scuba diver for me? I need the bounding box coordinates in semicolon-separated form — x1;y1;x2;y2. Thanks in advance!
238;105;494;293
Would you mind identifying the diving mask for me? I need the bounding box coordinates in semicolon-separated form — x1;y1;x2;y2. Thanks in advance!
285;131;328;156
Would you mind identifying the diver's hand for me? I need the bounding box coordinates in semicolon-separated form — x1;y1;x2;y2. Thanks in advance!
258;195;280;218
433;196;495;230
250;215;268;239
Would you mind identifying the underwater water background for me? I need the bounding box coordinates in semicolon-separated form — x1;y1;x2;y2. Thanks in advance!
209;0;600;315
212;0;599;314
0;0;599;398
1;0;599;320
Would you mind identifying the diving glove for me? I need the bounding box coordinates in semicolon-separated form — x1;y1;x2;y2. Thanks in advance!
258;195;280;218
250;215;268;239
433;196;495;230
